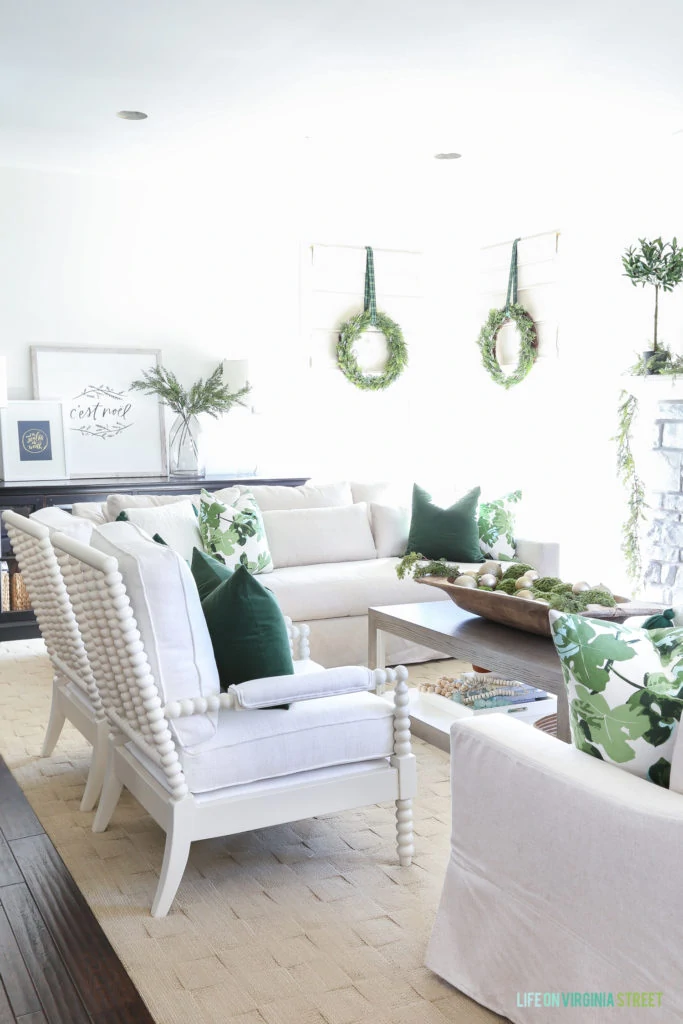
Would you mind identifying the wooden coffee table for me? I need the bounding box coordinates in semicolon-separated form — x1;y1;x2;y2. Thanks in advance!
368;601;570;743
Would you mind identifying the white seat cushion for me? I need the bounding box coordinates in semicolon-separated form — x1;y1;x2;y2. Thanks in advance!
264;556;453;622
178;691;394;792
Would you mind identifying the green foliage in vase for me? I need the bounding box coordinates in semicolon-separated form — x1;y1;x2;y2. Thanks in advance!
622;237;683;352
130;363;251;418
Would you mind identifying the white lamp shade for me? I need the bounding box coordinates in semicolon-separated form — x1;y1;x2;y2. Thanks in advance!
0;358;8;409
222;359;250;394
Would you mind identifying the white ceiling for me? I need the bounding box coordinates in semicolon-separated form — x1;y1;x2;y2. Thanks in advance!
2;0;683;176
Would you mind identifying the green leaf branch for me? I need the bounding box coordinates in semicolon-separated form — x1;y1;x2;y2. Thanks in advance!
130;363;251;419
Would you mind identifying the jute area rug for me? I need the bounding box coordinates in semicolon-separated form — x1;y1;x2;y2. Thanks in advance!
0;641;504;1024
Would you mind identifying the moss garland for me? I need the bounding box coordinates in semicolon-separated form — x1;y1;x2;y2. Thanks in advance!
337;310;407;391
476;303;538;389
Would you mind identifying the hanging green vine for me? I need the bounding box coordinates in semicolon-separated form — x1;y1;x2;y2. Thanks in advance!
615;390;648;588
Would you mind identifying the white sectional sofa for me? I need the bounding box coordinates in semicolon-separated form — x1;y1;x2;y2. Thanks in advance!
69;480;559;667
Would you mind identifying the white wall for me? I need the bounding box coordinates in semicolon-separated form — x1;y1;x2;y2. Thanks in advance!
3;139;681;590
0;153;454;479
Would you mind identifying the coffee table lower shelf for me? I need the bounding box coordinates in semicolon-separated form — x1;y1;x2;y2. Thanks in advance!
369;600;570;742
380;689;558;753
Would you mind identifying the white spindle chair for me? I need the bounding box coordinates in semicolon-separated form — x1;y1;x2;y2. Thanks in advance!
2;510;108;811
51;529;416;917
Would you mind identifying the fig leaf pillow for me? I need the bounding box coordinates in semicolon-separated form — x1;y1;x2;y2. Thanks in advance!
550;611;683;787
478;489;521;560
196;489;272;575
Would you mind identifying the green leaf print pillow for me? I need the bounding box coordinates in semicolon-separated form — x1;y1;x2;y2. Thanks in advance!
478;490;521;561
196;489;273;575
549;612;683;788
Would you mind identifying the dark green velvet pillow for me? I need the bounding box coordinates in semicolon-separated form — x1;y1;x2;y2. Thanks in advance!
191;547;233;601
405;484;483;562
201;565;294;694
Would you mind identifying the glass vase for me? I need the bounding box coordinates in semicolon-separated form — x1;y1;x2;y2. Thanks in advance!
168;413;205;478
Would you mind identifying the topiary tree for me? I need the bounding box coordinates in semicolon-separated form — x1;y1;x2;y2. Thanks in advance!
622;237;683;353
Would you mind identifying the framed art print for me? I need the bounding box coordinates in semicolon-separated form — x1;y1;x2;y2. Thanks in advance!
0;401;68;481
31;346;168;478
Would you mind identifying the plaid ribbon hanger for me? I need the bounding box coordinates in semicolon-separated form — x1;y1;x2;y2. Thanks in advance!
504;237;521;315
364;246;377;326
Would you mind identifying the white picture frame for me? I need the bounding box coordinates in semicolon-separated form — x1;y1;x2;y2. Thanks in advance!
0;401;68;481
31;346;168;479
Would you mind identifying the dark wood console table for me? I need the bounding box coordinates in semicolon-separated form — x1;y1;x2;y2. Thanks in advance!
0;474;308;642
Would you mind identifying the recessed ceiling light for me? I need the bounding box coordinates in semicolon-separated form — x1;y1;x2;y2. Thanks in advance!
116;110;148;120
434;152;462;160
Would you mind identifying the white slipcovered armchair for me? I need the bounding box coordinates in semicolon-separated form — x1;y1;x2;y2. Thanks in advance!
51;522;416;917
426;716;683;1023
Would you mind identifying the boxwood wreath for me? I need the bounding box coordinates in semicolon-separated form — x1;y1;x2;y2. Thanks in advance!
477;303;538;389
336;246;407;390
337;309;407;390
477;238;538;389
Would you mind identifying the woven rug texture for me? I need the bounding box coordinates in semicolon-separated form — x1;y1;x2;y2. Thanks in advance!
0;641;504;1024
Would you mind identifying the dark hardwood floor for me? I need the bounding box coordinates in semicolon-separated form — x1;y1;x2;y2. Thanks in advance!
0;758;155;1023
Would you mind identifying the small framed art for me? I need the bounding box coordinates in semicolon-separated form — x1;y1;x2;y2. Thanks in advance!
0;401;68;481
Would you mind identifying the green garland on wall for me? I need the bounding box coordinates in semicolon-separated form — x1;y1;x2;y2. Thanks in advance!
615;389;647;587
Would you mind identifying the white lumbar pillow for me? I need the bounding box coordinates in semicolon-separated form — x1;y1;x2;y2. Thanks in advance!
370;503;410;559
262;503;377;569
120;500;203;563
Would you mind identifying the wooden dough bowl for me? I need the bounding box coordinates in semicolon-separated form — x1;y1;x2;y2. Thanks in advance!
416;577;663;637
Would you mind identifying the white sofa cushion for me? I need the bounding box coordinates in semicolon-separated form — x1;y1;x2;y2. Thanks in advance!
351;481;411;506
264;556;452;622
71;502;107;526
178;691;394;792
105;487;241;522
263;504;376;569
90;522;219;746
247;481;352;511
121;501;203;563
370;502;410;558
30;506;93;543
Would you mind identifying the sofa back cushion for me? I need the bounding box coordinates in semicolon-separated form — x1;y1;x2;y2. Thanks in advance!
105;487;240;522
248;481;352;512
90;522;220;728
370;503;410;558
118;501;203;563
263;503;377;568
